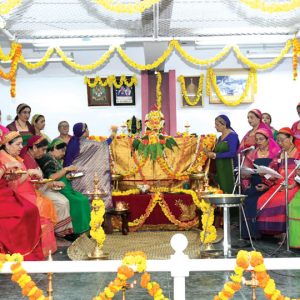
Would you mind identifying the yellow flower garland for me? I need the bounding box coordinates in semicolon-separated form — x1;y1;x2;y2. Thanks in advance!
293;38;300;80
20;48;55;69
233;40;292;70
206;68;257;106
239;0;300;13
174;40;232;66
84;75;137;88
90;196;106;249
93;0;160;14
112;189;140;196
215;250;295;300
117;41;175;70
56;45;116;71
178;74;204;106
0;0;21;15
156;71;162;110
0;42;19;61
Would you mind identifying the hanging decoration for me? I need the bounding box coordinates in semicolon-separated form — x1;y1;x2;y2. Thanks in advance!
238;0;300;13
178;74;204;106
293;38;300;80
84;74;137;88
214;250;297;300
233;40;292;70
0;42;19;61
92;0;160;14
156;71;162;110
0;0;21;15
95;251;169;300
20;48;55;69
206;68;257;106
0;43;22;98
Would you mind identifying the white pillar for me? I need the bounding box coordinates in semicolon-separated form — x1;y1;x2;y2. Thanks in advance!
170;233;190;300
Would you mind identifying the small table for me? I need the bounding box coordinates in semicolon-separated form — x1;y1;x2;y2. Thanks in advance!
104;209;130;235
202;194;246;257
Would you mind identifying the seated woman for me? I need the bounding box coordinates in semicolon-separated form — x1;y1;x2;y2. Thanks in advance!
21;136;75;240
238;109;273;152
0;131;57;256
241;128;280;239
257;127;300;245
31;114;51;142
64;123;117;208
6;103;35;145
0;159;44;260
262;112;278;140
37;139;90;234
206;115;239;193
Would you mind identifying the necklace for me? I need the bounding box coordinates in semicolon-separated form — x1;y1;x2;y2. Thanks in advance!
258;149;268;158
16;119;28;131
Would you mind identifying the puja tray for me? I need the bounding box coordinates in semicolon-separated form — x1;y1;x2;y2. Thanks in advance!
201;194;247;206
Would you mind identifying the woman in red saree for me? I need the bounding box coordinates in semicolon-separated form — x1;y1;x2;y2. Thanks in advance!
257;127;300;238
0;159;44;260
0;131;57;256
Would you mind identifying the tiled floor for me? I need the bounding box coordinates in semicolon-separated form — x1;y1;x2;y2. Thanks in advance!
1;226;300;300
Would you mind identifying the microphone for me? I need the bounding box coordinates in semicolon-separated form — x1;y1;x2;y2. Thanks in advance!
240;145;255;153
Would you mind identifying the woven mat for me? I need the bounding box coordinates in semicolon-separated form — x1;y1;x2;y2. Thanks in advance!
67;229;224;260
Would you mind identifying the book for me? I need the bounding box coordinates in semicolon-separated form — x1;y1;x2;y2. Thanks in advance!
253;164;282;179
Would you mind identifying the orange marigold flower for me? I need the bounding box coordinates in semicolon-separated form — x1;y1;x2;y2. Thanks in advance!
117;265;134;279
140;272;151;288
223;290;234;298
250;251;264;267
11;270;26;282
228;282;241;291
236;251;249;269
11;262;22;272
149;283;161;297
22;281;36;295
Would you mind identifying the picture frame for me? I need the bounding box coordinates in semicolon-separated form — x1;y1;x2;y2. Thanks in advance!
87;79;111;106
209;69;254;104
181;76;203;107
113;77;136;106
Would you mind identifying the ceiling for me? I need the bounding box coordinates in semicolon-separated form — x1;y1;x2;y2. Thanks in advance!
0;0;299;62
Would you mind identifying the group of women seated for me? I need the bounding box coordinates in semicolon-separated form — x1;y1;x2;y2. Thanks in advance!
0;104;116;260
208;106;300;249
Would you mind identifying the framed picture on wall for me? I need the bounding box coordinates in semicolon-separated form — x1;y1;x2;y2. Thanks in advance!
87;79;111;106
181;76;203;107
113;77;136;106
209;69;254;104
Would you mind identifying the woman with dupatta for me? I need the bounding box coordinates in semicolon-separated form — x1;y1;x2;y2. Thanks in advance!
238;109;273;152
21;136;76;240
64;123;117;208
241;128;280;239
0;158;44;260
206;115;239;193
0;131;57;256
6;103;35;145
257;127;300;247
37;139;90;234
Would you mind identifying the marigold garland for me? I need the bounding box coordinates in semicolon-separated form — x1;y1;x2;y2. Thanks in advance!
0;0;21;15
92;0;160;14
0;42;19;61
0;253;48;300
293;38;300;80
84;75;137;88
233;40;292;70
214;250;297;300
178;74;204;106
206;68;257;106
94;251;168;300
90;196;106;249
156;71;162;110
20;48;55;69
239;0;300;13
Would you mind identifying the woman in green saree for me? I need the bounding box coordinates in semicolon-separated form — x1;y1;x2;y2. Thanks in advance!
206;115;240;193
37;139;90;234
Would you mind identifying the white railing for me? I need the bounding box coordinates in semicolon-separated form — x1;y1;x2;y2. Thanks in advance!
1;234;300;300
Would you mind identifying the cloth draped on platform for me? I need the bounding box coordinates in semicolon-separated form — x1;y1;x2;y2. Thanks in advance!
257;156;300;240
64;125;112;208
0;150;57;256
38;154;91;234
21;146;73;238
0;176;44;260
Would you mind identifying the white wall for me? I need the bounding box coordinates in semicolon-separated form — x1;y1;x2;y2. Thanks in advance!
0;45;299;140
